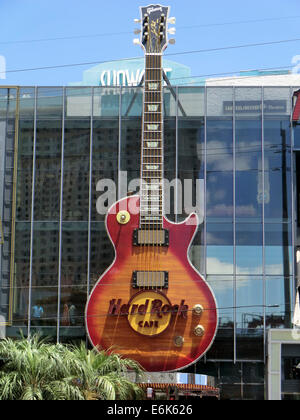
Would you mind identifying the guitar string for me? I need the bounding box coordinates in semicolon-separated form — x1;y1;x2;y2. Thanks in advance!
146;52;150;246
155;52;158;288
155;51;160;288
158;52;162;289
140;23;165;291
145;42;152;289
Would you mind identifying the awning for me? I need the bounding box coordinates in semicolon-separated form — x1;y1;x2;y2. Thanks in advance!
138;382;220;398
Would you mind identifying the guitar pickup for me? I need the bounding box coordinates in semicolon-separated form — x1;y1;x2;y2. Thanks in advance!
132;271;169;289
133;229;169;246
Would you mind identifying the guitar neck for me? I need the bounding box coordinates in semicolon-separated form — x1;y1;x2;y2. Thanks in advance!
140;54;164;229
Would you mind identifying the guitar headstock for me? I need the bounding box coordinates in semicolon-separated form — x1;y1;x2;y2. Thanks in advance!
133;4;175;54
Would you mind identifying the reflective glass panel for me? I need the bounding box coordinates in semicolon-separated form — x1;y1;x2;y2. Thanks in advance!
19;87;35;119
235;171;263;222
93;87;120;117
178;87;205;117
206;118;233;172
207;275;234;328
65;87;92;117
92;118;119;221
236;276;264;360
206;171;233;222
206;223;233;245
121;87;143;117
236;246;263;275
37;87;63;118
16;119;34;221
266;276;293;329
60;222;88;328
63;119;90;221
34;120;62;220
235;119;261;171
89;222;115;291
13;222;31;326
206;246;234;274
31;222;59;327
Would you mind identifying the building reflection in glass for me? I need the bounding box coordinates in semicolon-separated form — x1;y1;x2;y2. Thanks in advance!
0;85;295;398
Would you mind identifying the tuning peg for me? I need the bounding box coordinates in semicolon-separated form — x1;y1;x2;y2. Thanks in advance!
133;38;141;45
134;29;141;34
134;18;141;23
169;38;176;45
168;27;176;35
168;17;176;24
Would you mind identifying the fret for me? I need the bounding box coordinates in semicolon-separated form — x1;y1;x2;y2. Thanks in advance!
140;199;162;203
142;157;163;160
140;186;162;189
140;204;163;207
142;162;163;165
141;203;162;207
141;180;162;183
140;198;162;202
140;218;163;221
141;172;163;175
140;207;161;212
144;117;161;120
140;221;163;224
141;195;162;202
144;90;161;94
140;54;163;228
144;94;161;97
140;218;162;222
143;122;161;125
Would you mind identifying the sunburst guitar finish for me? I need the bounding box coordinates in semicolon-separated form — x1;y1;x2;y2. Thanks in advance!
85;196;218;372
85;4;218;372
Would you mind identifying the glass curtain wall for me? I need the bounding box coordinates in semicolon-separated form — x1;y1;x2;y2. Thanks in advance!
0;87;18;327
3;85;295;367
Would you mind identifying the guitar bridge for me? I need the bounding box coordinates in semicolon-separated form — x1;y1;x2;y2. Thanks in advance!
132;271;169;289
133;229;169;246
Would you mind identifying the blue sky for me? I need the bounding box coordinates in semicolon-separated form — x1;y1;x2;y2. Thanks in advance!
1;0;300;86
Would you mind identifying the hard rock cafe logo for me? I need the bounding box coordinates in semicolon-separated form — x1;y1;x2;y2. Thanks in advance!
107;291;188;337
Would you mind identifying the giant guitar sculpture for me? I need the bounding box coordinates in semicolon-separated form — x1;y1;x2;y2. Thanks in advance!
85;4;218;372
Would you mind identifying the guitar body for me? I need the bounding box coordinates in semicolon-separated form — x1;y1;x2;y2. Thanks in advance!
86;5;218;372
86;196;218;372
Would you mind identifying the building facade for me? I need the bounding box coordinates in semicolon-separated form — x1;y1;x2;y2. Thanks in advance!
0;81;299;399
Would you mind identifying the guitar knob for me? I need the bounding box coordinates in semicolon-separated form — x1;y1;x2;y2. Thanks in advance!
194;325;205;337
193;304;203;315
116;210;130;225
174;336;184;347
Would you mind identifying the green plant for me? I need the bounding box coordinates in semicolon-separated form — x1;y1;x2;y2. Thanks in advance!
0;335;144;400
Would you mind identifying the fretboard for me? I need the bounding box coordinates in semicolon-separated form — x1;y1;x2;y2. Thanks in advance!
140;54;163;229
